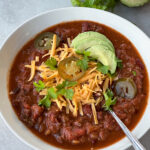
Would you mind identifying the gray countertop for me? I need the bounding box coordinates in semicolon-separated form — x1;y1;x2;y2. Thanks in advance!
0;0;150;150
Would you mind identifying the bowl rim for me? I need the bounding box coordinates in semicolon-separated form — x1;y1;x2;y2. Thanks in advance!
0;7;150;50
0;7;150;150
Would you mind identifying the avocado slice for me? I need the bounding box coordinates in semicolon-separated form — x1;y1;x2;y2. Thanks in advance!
71;31;114;50
87;45;117;74
71;31;117;74
121;0;149;7
72;37;115;52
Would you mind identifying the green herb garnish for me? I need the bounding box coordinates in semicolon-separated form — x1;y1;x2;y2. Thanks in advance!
77;56;89;71
116;58;123;69
56;80;77;90
57;88;74;100
47;87;57;99
76;50;91;57
56;80;77;100
97;62;109;74
103;89;117;111
71;0;118;11
38;87;57;108
45;57;57;70
33;80;45;92
38;80;76;108
132;71;136;76
76;50;90;71
38;95;51;108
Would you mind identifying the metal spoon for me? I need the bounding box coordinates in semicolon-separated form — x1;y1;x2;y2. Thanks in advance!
109;110;146;150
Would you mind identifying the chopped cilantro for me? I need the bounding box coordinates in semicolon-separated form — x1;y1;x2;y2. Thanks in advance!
57;88;74;100
47;87;57;99
38;80;76;108
38;87;57;108
56;80;77;90
45;57;57;70
39;88;74;107
76;50;90;71
97;62;109;74
33;80;45;92
71;0;118;11
56;80;76;100
103;89;117;111
76;50;91;57
116;58;123;69
132;71;136;76
38;95;51;108
76;56;89;71
75;50;83;55
88;57;97;61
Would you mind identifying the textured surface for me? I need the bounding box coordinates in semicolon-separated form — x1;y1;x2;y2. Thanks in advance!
0;0;150;150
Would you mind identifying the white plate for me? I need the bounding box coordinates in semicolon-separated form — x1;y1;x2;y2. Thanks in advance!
0;7;150;150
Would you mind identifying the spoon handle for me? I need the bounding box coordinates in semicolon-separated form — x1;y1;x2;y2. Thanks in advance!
109;110;146;150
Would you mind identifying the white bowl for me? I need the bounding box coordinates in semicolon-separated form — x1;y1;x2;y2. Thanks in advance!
0;7;150;150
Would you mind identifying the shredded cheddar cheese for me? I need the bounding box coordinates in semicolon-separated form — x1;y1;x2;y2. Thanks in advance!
51;34;57;57
42;34;57;58
25;34;108;124
25;60;36;81
35;56;39;62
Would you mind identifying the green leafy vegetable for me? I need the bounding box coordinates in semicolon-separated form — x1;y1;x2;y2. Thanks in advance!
76;50;90;71
77;56;89;71
103;89;117;110
33;80;45;92
71;0;118;11
57;89;74;100
76;50;91;57
38;95;51;108
38;87;57;108
97;62;109;74
45;57;57;70
38;80;76;108
56;81;77;90
47;88;57;99
88;57;97;61
56;80;76;100
132;71;136;76
116;58;123;69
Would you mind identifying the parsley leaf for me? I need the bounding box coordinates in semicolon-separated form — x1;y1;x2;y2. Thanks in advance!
64;89;74;100
71;0;118;11
38;95;51;108
38;80;76;108
56;81;77;90
76;56;89;71
116;58;123;69
38;87;57;108
103;89;117;111
56;80;76;100
88;57;97;61
76;50;90;71
76;50;91;57
45;57;57;70
47;88;57;99
97;62;109;74
64;81;77;87
132;71;136;76
33;80;45;92
57;89;74;100
106;89;114;97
